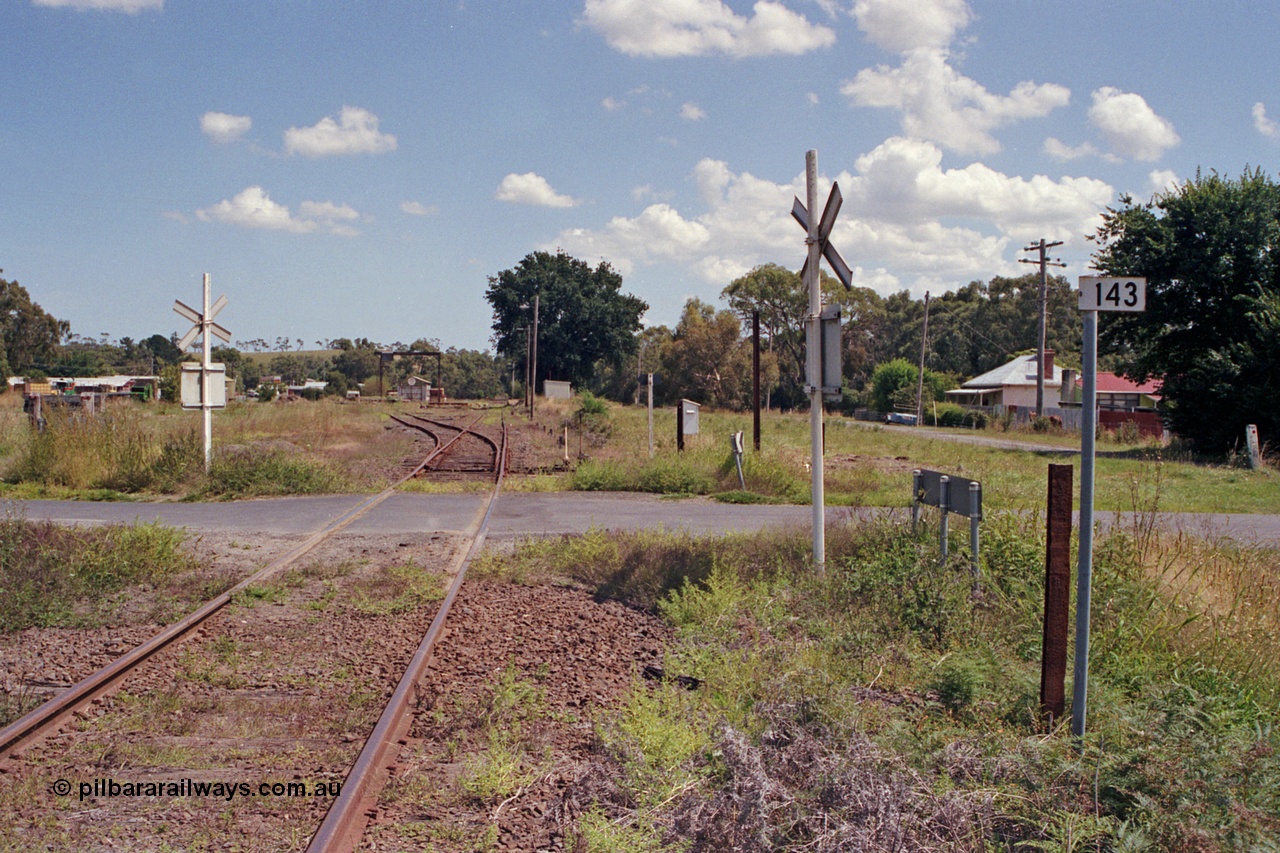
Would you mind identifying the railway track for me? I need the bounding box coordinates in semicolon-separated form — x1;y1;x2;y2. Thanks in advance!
389;412;504;480
0;416;511;852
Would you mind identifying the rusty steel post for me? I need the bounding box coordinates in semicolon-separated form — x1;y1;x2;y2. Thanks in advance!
1041;463;1074;729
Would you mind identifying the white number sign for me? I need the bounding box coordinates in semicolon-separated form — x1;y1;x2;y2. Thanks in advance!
1079;276;1146;312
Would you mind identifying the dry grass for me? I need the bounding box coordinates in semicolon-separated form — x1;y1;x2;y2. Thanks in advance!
486;516;1280;850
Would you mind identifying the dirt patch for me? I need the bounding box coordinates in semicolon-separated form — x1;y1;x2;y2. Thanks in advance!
364;580;672;852
828;453;917;475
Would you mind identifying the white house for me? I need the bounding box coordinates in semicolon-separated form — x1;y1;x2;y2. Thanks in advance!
945;351;1064;410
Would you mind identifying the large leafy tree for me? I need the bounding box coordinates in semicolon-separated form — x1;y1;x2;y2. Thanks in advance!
1;270;69;382
659;298;779;411
486;251;647;392
1091;169;1280;453
722;263;848;409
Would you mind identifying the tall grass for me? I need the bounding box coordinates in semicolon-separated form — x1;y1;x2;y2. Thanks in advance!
6;405;203;493
482;517;1280;849
0;398;379;497
0;506;198;631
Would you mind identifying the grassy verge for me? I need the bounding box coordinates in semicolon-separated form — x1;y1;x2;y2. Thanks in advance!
0;397;396;499
0;507;207;632
477;519;1280;850
548;402;1278;514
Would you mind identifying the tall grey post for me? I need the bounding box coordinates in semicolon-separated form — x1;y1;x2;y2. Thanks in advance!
1072;308;1098;739
805;150;825;570
647;373;654;459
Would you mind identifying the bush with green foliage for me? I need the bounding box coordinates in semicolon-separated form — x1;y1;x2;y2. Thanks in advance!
479;515;1280;849
1093;168;1280;454
869;358;951;412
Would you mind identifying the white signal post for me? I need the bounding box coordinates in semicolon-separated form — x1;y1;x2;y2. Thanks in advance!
791;151;854;571
174;274;232;471
1073;275;1146;740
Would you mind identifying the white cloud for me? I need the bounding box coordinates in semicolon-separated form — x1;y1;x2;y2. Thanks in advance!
849;137;1112;243
1253;102;1280;141
580;0;836;58
602;95;625;111
200;111;251;144
1044;137;1098;161
495;173;579;208
32;0;161;11
1149;169;1180;195
195;186;360;236
852;0;971;53
842;50;1069;155
552;146;1112;298
680;102;706;120
284;106;397;157
1087;87;1178;161
401;200;439;216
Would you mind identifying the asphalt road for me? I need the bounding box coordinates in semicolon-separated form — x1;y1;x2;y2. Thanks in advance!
8;493;1280;546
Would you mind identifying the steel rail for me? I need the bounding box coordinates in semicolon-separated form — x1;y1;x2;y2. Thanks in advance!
395;412;501;477
306;421;508;853
0;411;488;760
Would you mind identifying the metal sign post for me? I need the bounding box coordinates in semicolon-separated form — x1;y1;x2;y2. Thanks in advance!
911;469;983;576
791;150;854;571
1073;276;1145;739
174;273;232;472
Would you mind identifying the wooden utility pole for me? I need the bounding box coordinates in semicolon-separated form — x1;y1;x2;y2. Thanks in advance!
530;294;539;420
915;291;930;425
1020;239;1066;416
752;310;761;452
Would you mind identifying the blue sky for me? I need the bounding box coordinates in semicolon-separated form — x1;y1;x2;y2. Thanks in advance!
2;0;1278;353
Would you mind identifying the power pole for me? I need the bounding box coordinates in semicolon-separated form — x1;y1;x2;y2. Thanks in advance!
530;293;539;420
1020;239;1066;416
915;291;930;425
752;310;761;452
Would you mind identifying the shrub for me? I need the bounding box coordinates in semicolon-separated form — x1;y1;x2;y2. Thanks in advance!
637;457;713;495
571;459;631;491
203;447;345;497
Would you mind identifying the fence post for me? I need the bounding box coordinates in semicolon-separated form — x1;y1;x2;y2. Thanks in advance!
1246;424;1261;470
969;480;981;578
911;469;922;534
938;475;950;561
1041;463;1074;729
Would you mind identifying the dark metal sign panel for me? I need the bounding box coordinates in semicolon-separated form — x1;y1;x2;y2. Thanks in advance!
915;469;982;519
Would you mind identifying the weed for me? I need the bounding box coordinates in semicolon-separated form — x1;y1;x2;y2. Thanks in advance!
494;518;1280;849
0;507;197;631
345;562;445;615
458;736;536;805
570;807;668;852
202;447;346;497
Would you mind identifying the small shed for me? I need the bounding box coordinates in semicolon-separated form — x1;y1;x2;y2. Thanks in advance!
397;376;431;403
543;380;572;400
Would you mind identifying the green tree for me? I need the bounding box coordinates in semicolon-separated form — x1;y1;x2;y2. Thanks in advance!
0;271;69;380
869;358;951;413
722;263;845;409
1091;169;1280;453
440;347;505;399
486;251;647;391
141;333;184;369
659;299;778;411
332;339;380;386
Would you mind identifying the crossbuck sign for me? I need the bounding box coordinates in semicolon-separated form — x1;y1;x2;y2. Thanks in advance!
790;151;854;570
174;273;231;470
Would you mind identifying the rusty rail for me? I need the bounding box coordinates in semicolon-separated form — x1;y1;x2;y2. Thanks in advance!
306;421;509;852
